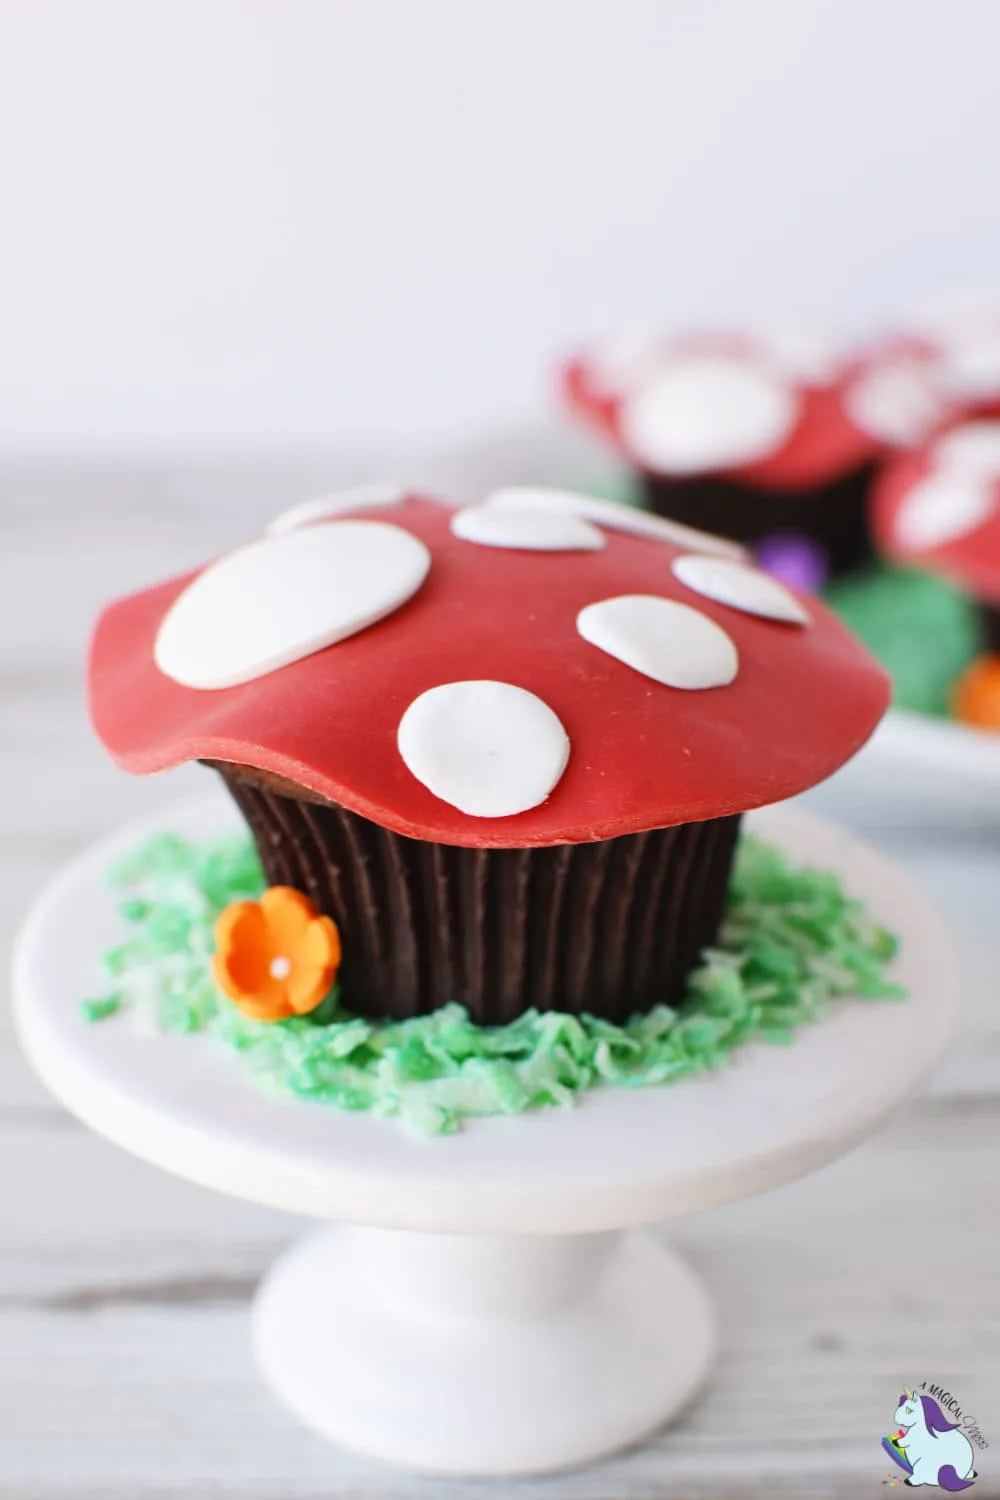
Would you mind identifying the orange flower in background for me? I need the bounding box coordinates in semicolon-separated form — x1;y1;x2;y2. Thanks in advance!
213;886;341;1022
953;653;1000;730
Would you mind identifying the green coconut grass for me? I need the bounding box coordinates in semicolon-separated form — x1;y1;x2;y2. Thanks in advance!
82;830;905;1136
825;564;983;719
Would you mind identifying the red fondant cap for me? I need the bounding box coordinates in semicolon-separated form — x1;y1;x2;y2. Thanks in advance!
562;329;950;491
89;492;890;847
872;422;1000;605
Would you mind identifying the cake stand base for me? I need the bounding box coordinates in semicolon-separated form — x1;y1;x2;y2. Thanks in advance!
255;1224;713;1474
13;792;956;1477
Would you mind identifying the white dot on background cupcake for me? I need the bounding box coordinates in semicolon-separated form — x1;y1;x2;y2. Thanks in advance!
933;421;1000;480
895;471;998;551
397;681;570;818
671;554;809;625
450;502;605;552
266;483;407;536
750;321;845;384
576;595;738;689
585;330;664;396
844;359;943;446
617;353;799;474
485;486;746;559
154;520;431;689
902;285;1000;344
935;335;1000;402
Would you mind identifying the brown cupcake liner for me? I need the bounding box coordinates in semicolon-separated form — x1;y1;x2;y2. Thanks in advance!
213;763;741;1026
641;461;876;578
983;602;1000;654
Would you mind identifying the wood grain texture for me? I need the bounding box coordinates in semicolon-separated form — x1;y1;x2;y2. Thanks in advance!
1;464;999;1498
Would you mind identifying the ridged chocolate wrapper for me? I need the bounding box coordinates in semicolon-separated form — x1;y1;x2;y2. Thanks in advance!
642;462;875;579
213;763;742;1025
984;603;1000;654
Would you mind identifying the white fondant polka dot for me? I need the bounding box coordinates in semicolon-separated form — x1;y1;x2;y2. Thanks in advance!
934;422;1000;480
936;335;1000;401
618;354;799;474
844;359;943;446
902;286;1000;345
751;321;845;384
577;595;738;689
586;331;664;395
486;486;746;560
155;521;431;690
450;503;604;552
894;471;997;552
397;681;570;818
671;553;809;625
267;483;407;536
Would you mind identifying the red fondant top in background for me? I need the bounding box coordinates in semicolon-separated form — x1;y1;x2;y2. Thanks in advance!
872;437;1000;606
562;333;942;492
89;496;890;847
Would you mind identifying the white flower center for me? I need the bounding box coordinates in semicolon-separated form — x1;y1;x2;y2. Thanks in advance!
269;955;292;981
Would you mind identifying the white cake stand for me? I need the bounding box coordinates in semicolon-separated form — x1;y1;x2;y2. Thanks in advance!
12;791;955;1476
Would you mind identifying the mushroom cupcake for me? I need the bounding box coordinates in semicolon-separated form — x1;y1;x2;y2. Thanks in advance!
896;288;1000;419
872;420;1000;730
562;327;948;587
89;485;890;1026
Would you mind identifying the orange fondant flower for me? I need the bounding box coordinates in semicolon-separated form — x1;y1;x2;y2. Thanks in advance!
213;886;341;1022
953;653;1000;730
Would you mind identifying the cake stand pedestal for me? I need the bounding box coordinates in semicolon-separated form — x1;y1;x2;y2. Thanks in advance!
12;794;955;1476
255;1223;712;1473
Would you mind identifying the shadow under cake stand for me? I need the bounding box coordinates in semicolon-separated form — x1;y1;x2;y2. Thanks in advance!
12;791;955;1476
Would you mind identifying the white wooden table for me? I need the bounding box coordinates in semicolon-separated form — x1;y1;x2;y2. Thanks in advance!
2;464;998;1499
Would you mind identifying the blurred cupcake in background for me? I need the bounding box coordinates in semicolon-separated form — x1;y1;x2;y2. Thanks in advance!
897;286;1000;419
562;324;949;592
872;417;1000;730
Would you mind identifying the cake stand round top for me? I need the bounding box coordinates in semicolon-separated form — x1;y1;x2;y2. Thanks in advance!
13;790;954;1236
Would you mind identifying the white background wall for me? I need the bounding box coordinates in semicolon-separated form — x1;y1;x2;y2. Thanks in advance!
0;0;998;456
